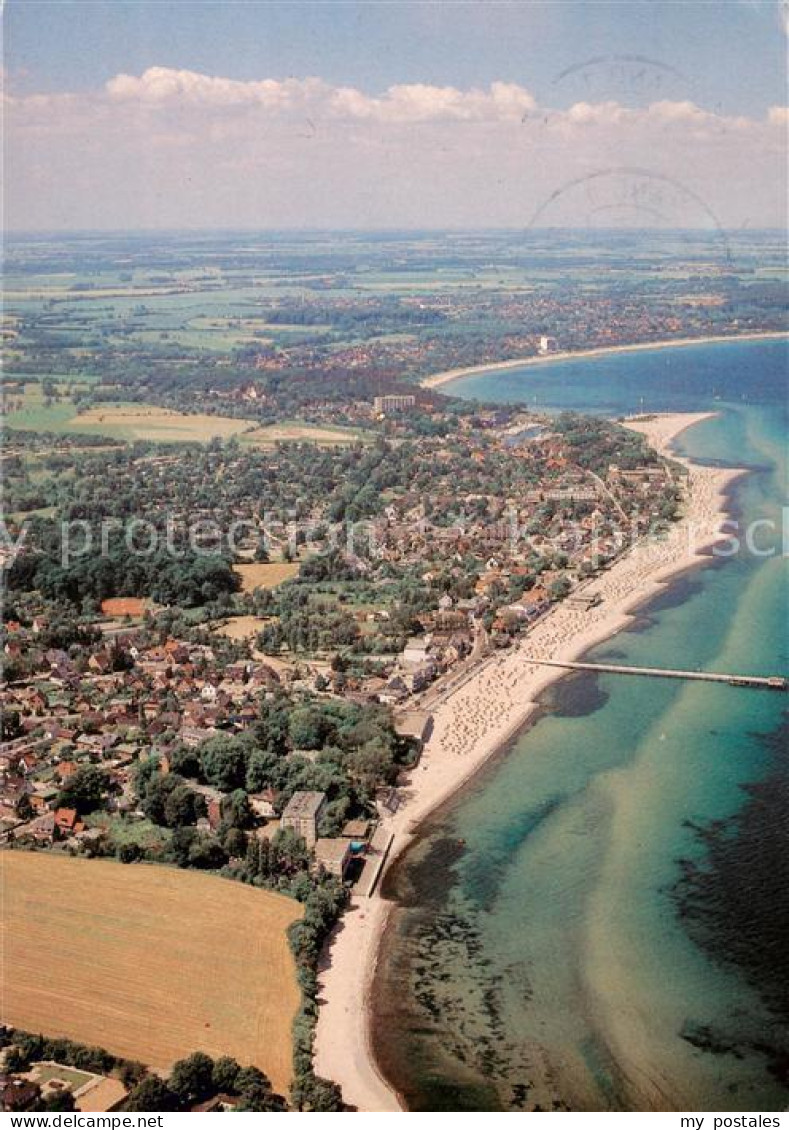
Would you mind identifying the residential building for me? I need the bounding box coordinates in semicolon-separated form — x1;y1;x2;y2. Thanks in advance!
373;394;416;415
280;790;327;848
314;836;353;878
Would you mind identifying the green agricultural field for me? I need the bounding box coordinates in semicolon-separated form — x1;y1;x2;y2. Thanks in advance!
5;393;256;443
6;389;369;447
4;386;77;431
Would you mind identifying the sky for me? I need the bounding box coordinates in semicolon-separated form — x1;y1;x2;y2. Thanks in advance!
4;0;788;230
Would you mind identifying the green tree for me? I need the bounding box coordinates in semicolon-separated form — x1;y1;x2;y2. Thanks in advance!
3;1046;29;1073
233;1065;286;1111
169;1052;215;1104
125;1075;181;1112
57;765;110;815
346;738;394;797
2;709;23;741
246;748;281;792
168;746;202;779
187;835;228;870
549;576;572;601
271;827;309;874
223;827;247;858
40;1088;76;1112
140;774;204;829
163;783;205;828
117;842;142;864
169;826;198;868
296;1075;344;1111
288;706;331;751
211;1056;241;1095
199;736;249;790
221;789;253;830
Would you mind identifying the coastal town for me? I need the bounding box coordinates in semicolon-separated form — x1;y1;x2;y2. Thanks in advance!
2;393;683;858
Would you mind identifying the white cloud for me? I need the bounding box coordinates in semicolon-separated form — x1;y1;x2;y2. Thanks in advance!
564;100;626;125
648;100;708;122
4;69;786;229
106;67;328;110
105;67;536;122
328;80;536;122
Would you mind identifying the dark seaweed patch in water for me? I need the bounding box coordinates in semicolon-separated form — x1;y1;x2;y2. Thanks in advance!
381;827;465;908
679;1022;789;1090
541;671;609;717
374;815;543;1110
673;719;789;1086
638;571;705;615
372;894;517;1111
591;646;628;661
681;1022;745;1060
410;1078;502;1112
460;796;564;912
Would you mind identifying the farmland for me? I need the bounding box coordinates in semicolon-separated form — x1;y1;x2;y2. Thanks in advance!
1;852;303;1096
5;390;367;447
212;615;271;640
233;562;300;592
5;396;258;444
99;597;149;618
71;404;256;443
240;422;368;448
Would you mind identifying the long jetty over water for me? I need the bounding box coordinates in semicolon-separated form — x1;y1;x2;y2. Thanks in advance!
524;658;788;692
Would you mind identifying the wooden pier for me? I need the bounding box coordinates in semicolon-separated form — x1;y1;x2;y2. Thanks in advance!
524;658;787;691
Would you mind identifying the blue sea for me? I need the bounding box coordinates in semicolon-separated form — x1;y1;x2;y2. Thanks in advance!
372;338;789;1112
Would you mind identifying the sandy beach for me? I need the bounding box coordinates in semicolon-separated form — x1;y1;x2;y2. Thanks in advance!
314;411;745;1112
420;331;788;391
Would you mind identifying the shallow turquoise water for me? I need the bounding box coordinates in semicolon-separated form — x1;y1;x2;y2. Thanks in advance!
373;340;788;1112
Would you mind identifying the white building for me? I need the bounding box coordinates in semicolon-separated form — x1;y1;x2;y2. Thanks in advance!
402;636;431;666
373;394;416;415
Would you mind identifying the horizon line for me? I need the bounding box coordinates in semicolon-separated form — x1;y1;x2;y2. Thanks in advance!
6;225;788;238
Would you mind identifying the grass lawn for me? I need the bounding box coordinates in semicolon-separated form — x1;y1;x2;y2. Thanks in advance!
32;1063;96;1090
85;814;168;852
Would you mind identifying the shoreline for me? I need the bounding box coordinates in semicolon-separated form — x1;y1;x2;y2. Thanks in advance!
419;330;788;390
314;411;746;1113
